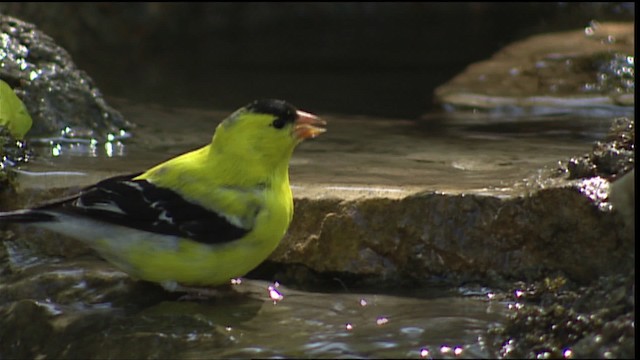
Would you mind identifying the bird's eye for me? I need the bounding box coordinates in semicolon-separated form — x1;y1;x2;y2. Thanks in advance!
271;118;286;129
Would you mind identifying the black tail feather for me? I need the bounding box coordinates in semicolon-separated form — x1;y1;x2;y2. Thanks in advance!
0;209;57;223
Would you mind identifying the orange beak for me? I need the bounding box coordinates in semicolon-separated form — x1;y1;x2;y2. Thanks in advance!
293;110;326;141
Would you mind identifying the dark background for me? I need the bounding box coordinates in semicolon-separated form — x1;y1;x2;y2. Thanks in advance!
0;2;635;118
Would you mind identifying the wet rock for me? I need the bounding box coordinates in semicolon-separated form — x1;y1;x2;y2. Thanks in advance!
434;22;635;115
563;117;634;180
271;183;631;286
560;116;635;239
0;14;131;139
485;272;635;359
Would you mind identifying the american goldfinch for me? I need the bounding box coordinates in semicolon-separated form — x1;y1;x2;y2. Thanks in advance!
0;99;326;290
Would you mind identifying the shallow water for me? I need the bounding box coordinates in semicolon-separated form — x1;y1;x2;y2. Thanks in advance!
6;100;622;358
2;265;507;358
2;237;509;358
172;280;506;359
16;99;613;198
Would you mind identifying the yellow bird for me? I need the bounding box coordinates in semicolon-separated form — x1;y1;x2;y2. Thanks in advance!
0;99;326;291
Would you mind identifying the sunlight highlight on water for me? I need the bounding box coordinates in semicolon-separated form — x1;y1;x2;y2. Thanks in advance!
454;346;464;355
563;348;574;358
268;282;284;303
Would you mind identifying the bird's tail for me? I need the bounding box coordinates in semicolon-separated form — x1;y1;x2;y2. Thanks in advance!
0;209;57;223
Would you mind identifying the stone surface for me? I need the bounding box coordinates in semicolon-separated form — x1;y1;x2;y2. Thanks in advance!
434;22;635;114
486;273;635;359
272;183;631;285
564;116;634;180
0;14;131;139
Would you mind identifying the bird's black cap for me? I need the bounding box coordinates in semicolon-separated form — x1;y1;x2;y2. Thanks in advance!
246;99;298;125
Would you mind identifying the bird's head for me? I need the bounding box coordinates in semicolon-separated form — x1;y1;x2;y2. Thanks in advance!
211;99;326;168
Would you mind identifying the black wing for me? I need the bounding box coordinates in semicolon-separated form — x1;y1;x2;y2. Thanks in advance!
38;173;250;245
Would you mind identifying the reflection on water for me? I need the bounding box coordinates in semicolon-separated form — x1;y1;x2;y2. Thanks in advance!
171;280;507;358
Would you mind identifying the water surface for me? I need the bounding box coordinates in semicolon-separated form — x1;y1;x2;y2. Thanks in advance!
17;100;611;199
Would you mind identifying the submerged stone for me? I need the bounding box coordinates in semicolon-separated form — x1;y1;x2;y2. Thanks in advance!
0;279;236;359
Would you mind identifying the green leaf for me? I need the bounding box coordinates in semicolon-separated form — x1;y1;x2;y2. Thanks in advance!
0;79;33;138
